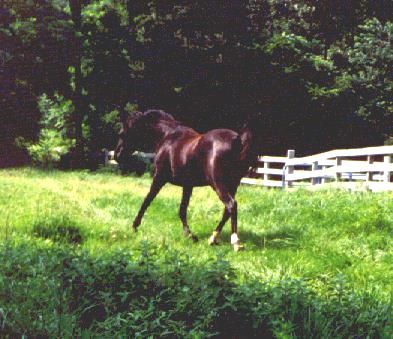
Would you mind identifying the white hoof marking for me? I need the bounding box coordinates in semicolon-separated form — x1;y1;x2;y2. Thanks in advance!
208;231;220;245
231;233;240;245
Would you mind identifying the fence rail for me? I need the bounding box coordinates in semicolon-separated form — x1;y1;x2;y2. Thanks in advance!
106;150;155;166
241;145;393;192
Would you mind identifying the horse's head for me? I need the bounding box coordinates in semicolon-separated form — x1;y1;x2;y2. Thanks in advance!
114;111;142;165
114;110;175;164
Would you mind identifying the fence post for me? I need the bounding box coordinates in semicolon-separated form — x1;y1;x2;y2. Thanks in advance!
335;157;342;181
383;155;392;183
321;165;327;184
263;159;270;185
285;150;295;188
366;155;373;182
311;161;318;185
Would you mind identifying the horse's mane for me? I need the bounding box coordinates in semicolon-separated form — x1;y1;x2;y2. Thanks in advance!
126;109;176;128
143;109;175;122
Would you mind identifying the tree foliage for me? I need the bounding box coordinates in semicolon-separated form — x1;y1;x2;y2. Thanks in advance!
1;0;391;167
348;18;393;136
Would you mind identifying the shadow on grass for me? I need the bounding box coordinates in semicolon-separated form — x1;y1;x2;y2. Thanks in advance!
197;224;303;250
32;218;84;244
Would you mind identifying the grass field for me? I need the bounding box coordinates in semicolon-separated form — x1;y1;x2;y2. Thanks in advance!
1;168;392;337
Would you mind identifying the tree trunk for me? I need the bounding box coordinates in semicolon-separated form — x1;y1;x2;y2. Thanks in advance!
70;0;84;168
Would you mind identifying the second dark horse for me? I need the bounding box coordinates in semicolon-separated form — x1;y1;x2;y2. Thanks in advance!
115;110;258;251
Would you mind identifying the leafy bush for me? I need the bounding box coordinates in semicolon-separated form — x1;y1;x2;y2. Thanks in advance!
16;93;75;169
0;241;391;338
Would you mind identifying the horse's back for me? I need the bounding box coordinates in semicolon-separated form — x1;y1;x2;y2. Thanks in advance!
155;127;245;187
201;129;241;158
203;129;239;144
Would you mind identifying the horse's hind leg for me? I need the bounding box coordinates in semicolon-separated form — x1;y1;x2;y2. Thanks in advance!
179;186;198;242
210;182;243;251
208;185;239;247
132;178;165;231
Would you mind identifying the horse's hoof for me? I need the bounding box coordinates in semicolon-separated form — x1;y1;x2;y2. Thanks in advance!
132;226;138;233
208;231;220;246
233;243;244;252
208;235;219;246
188;233;199;243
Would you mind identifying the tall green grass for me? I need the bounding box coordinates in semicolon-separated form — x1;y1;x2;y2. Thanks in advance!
0;168;392;337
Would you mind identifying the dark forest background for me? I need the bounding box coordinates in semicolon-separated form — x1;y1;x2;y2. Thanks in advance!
1;0;392;168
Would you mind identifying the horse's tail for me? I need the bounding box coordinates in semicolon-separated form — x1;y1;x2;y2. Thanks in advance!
239;115;261;168
239;127;252;163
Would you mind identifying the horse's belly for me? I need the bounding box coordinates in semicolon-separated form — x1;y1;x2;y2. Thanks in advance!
170;173;208;187
170;164;208;187
170;178;208;187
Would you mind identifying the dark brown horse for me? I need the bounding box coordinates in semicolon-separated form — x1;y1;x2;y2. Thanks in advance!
115;110;258;251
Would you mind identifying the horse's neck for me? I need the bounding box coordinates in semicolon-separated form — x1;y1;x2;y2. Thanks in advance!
152;120;181;148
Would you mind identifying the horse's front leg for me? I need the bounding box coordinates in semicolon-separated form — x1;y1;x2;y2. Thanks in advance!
132;178;165;231
208;208;229;245
179;186;198;242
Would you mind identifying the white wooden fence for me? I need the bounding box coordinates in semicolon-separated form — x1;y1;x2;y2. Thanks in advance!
106;145;393;192
241;145;393;192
